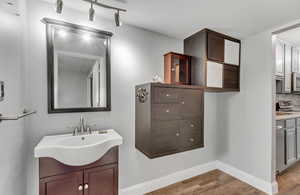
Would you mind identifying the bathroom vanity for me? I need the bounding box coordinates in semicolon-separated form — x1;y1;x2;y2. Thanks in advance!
39;148;118;195
135;83;204;158
35;129;123;195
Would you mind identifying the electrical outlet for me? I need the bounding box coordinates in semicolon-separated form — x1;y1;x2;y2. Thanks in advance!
0;81;4;102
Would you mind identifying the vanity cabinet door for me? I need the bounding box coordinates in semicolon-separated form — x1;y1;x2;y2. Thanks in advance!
40;171;83;195
276;122;285;173
84;164;118;195
292;47;299;73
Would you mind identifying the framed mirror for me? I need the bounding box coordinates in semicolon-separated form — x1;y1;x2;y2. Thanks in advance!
42;18;112;113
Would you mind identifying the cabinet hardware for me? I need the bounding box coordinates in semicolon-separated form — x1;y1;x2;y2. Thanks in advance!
190;124;194;128
181;101;185;105
166;94;170;97
190;138;195;142
176;133;180;137
84;184;89;190
277;126;283;129
166;109;170;113
171;68;175;72
78;185;83;191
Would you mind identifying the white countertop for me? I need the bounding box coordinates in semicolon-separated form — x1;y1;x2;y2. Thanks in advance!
276;112;300;120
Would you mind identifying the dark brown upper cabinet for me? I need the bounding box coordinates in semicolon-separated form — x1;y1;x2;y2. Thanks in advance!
164;52;191;85
184;29;241;92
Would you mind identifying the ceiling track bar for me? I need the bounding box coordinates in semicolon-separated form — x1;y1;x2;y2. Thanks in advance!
82;0;127;12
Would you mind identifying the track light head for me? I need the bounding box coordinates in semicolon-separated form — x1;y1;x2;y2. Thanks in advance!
56;0;63;14
89;3;95;21
114;10;122;27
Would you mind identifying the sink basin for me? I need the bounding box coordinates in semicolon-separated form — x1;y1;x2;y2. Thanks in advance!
34;129;123;166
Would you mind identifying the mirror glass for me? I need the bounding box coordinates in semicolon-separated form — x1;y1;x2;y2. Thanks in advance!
44;18;112;113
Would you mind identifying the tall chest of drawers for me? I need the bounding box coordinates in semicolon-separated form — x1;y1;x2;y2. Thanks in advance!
135;83;204;158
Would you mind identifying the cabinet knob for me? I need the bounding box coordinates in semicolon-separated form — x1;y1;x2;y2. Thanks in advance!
166;94;170;97
166;109;170;113
190;138;195;142
78;185;83;191
181;101;185;105
277;126;283;129
171;68;176;72
190;124;194;128
84;184;89;190
176;133;180;137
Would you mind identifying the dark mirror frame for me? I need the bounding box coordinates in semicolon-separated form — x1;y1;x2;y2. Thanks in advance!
42;18;112;114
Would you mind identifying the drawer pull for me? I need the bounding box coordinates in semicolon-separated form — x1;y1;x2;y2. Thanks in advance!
277;126;283;129
78;185;83;191
84;184;89;190
166;94;170;97
190;124;194;128
190;138;195;142
166;109;170;113
176;133;180;137
181;101;185;105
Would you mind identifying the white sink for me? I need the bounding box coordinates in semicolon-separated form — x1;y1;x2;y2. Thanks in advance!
34;129;123;166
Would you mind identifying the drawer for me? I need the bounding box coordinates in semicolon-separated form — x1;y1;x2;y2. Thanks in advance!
180;130;203;149
153;87;180;104
152;120;180;136
179;89;203;118
286;119;296;129
151;131;179;155
152;104;180;121
180;119;202;132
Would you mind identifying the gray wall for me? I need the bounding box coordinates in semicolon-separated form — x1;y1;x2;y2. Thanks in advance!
216;31;274;183
25;1;219;194
0;8;28;195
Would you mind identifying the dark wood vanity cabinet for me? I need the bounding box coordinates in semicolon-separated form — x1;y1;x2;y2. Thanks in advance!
164;52;191;85
135;83;204;158
39;147;118;195
184;29;241;92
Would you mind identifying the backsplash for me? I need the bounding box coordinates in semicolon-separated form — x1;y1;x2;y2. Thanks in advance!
276;94;300;106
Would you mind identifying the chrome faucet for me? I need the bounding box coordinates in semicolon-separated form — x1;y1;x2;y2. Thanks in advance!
80;116;85;134
73;116;92;136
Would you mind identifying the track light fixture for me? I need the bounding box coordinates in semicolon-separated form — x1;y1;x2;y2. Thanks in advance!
114;10;122;27
54;0;126;27
89;2;95;21
56;0;63;14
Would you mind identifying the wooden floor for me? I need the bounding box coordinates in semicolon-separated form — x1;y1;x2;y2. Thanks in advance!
145;170;266;195
277;161;300;194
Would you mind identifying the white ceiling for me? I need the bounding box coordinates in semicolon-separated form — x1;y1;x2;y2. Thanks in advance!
277;27;300;47
43;0;300;39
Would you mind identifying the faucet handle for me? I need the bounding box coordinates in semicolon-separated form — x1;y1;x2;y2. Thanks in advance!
73;127;79;136
86;127;92;134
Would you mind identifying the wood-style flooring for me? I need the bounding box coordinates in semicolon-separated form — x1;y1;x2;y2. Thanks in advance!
277;161;300;194
145;169;266;195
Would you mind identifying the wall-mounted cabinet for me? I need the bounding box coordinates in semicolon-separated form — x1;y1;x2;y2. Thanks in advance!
135;83;204;158
164;52;191;85
184;29;240;92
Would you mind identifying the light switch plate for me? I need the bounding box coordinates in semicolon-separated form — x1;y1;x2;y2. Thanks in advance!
0;81;4;102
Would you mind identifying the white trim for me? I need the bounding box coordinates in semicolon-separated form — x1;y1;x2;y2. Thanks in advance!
120;161;217;195
216;161;278;195
120;161;278;195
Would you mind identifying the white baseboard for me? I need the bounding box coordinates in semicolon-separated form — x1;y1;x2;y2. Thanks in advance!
120;161;217;195
216;161;278;195
120;161;278;195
